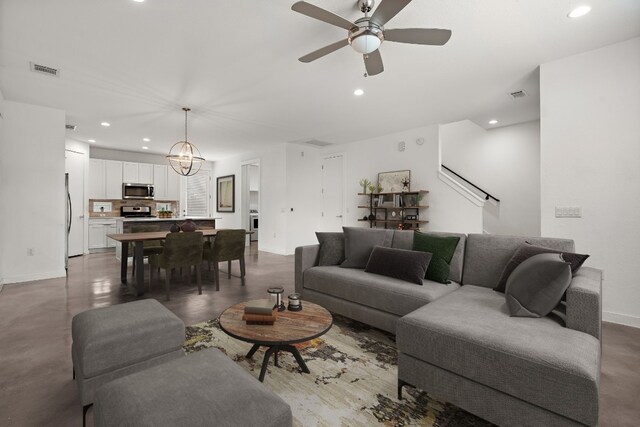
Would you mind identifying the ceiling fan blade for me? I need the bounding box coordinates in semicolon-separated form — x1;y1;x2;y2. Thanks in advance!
384;28;452;45
291;1;356;31
364;49;384;76
370;0;412;26
299;39;349;63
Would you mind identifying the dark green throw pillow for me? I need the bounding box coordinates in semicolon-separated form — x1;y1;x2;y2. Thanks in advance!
412;232;460;284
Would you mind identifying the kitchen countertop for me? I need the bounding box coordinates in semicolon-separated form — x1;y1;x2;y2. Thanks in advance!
117;217;222;222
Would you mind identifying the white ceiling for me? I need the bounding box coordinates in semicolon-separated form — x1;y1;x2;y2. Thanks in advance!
1;0;639;161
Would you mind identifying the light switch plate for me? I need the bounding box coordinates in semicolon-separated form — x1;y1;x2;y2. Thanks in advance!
555;206;582;218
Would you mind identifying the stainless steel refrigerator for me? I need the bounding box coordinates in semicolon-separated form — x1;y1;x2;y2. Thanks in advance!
65;173;71;272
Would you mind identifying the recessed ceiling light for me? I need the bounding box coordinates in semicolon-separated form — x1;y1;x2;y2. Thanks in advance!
354;88;364;96
142;146;149;150
143;138;150;142
568;5;591;18
133;0;145;3
488;119;498;125
100;122;111;127
88;139;96;143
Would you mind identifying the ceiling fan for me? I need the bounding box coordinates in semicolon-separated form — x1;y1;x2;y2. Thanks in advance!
291;0;452;76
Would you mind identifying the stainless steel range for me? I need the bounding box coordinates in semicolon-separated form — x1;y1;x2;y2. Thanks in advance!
121;206;155;218
249;211;258;242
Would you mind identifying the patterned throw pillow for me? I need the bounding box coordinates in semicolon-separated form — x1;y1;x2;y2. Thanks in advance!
315;232;345;266
412;232;460;284
506;253;572;317
494;242;589;293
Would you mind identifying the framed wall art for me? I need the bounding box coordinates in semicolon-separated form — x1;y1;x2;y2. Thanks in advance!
378;170;411;192
216;174;235;212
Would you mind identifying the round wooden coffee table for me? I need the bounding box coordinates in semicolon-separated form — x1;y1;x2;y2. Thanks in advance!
219;301;332;382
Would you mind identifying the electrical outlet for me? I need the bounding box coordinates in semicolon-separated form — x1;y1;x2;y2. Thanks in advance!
27;248;34;256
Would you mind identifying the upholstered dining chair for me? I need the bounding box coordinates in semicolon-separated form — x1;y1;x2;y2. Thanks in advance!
129;224;164;278
149;231;204;301
202;229;246;291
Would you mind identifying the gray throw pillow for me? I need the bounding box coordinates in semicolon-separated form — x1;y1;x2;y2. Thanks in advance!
364;246;432;285
505;253;572;318
340;227;394;269
315;232;345;266
494;242;589;293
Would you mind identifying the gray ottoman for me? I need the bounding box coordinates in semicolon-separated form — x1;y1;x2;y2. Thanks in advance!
72;299;185;426
94;348;293;427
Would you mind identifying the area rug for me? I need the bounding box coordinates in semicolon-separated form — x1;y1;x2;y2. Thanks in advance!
185;315;493;427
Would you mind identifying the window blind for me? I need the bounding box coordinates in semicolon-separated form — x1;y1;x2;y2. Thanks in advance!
186;172;209;217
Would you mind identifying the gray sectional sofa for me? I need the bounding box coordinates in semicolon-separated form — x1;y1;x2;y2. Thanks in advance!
295;230;602;427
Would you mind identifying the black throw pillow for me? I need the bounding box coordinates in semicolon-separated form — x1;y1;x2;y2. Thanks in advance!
364;246;433;285
315;232;345;266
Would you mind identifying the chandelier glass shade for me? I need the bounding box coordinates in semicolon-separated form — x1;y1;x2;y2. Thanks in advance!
166;107;205;176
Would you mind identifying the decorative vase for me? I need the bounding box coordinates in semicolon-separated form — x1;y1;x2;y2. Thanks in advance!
170;223;181;233
181;219;197;232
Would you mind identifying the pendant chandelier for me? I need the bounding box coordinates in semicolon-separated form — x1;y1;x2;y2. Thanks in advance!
166;107;205;176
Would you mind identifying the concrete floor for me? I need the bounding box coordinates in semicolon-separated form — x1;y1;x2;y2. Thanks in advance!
0;246;639;426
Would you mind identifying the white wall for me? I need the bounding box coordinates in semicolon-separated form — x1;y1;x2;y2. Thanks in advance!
0;89;5;285
0;101;66;283
441;120;541;236
283;124;484;254
540;37;640;327
66;140;90;254
212;145;288;255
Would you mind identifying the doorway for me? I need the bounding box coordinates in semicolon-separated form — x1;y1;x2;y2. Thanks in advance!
320;154;344;231
241;161;260;246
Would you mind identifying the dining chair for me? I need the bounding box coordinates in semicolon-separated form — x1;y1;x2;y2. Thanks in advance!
202;229;246;291
129;225;164;278
149;232;204;301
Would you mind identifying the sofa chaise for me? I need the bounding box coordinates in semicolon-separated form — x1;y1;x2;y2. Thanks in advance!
295;229;601;427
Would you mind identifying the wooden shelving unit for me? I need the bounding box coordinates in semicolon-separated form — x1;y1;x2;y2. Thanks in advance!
358;190;429;230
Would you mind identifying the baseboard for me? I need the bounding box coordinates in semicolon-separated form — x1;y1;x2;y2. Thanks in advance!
258;246;288;256
603;311;640;328
2;269;67;285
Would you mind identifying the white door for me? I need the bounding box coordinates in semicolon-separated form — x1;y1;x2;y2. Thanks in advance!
321;154;344;231
65;150;85;256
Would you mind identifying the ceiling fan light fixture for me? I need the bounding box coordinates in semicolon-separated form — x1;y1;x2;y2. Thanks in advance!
349;31;382;54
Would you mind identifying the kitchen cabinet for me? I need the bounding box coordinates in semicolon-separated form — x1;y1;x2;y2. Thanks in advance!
123;162;153;184
167;170;181;201
89;218;117;249
249;165;259;191
105;160;123;199
89;159;105;199
90;159;123;199
153;164;168;199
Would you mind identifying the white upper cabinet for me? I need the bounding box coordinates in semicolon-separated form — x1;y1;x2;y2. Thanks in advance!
167;169;181;201
123;162;154;184
90;159;123;199
138;163;154;184
105;160;123;199
249;165;260;191
153;164;168;200
89;159;106;199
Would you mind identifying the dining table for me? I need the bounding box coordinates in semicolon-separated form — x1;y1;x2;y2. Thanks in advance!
107;229;250;296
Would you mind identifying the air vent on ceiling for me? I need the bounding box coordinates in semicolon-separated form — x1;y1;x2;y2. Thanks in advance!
30;62;59;77
509;90;527;99
304;139;332;147
65;124;77;130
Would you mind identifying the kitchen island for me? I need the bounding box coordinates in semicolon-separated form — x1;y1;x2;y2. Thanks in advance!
115;217;221;260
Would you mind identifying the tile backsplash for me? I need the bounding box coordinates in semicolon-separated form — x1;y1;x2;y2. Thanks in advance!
89;199;180;218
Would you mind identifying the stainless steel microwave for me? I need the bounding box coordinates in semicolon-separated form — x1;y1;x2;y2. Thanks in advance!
122;183;154;200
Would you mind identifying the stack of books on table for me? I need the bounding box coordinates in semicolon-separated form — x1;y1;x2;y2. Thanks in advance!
243;299;277;325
